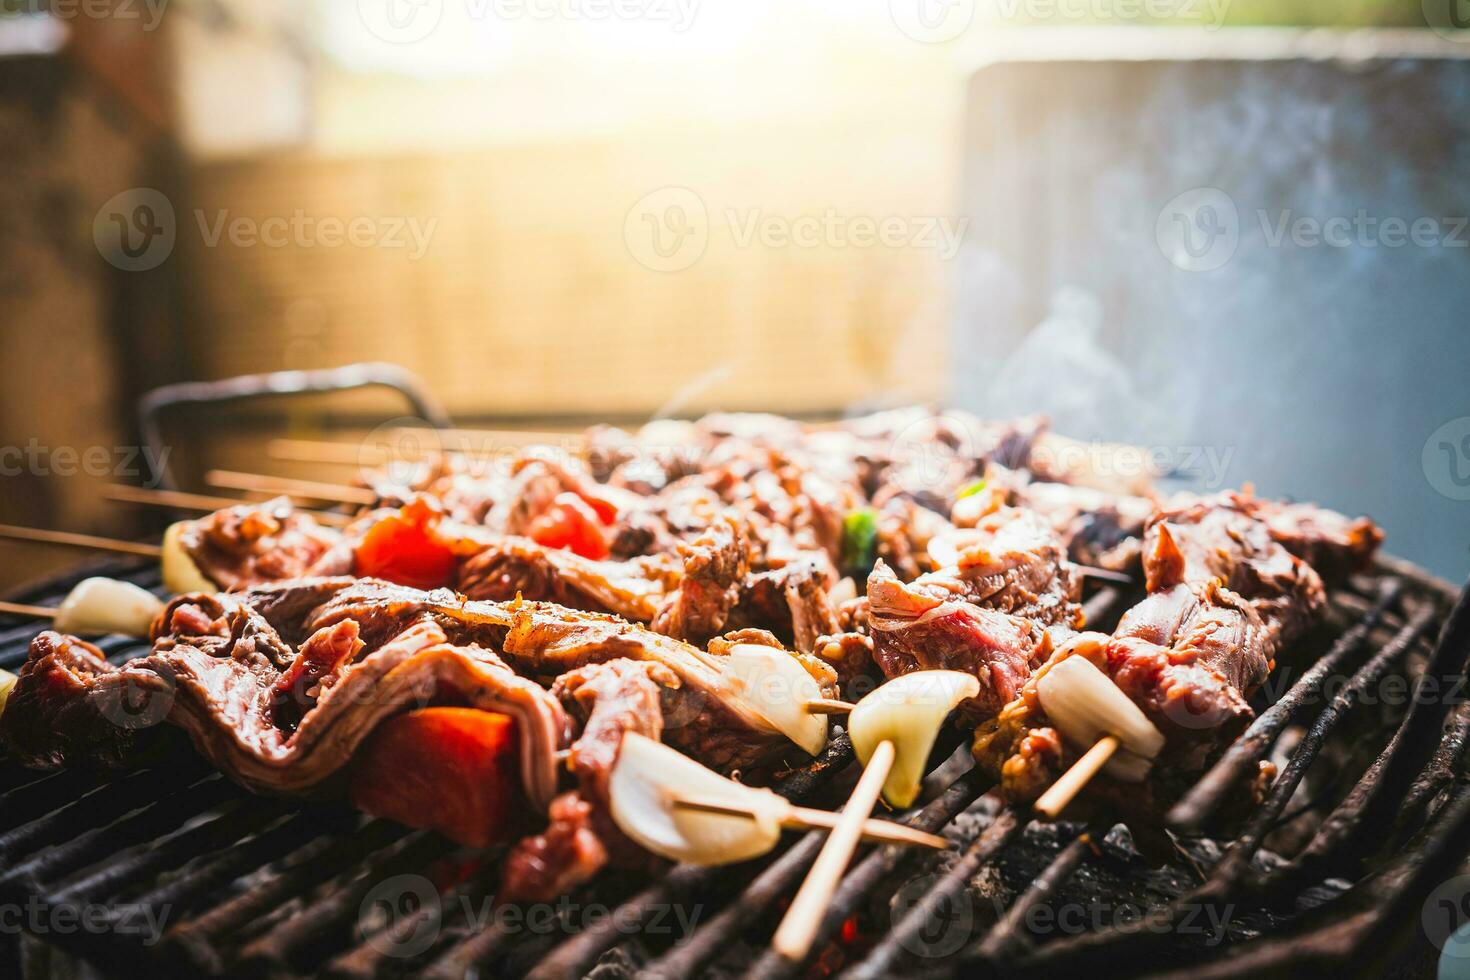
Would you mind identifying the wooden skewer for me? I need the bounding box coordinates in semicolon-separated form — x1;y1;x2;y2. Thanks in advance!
267;440;399;467
1033;735;1120;819
803;698;855;715
206;470;377;507
408;426;580;449
669;791;947;851
0;600;57;621
104;486;354;528
1076;565;1135;586
772;739;896;962
0;524;161;559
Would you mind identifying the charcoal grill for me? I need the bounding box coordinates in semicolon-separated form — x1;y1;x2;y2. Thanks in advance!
0;550;1464;980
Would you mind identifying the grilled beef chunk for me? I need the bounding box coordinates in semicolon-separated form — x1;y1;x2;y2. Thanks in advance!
865;506;1081;716
867;561;1054;717
176;499;346;590
501;659;671;901
1144;491;1327;648
648;519;750;644
457;537;682;621
2;581;570;809
1244;495;1383;585
975;490;1378;822
1006;478;1154;573
730;561;841;654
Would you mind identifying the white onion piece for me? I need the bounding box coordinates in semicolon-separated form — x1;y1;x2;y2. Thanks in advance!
53;578;165;638
161;522;216;595
718;644;828;756
1036;656;1165;782
926;529;989;570
848;670;981;808
828;576;857;606
608;732;783;865
0;668;16;717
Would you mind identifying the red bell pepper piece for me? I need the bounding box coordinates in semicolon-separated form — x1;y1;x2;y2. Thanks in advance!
354;497;459;589
528;492;610;560
349;708;522;849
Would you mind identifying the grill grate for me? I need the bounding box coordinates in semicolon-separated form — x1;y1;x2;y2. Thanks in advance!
0;556;1464;979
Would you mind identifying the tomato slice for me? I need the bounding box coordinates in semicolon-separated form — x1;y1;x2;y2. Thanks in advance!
577;491;619;526
350;708;521;849
354;497;459;589
529;493;610;560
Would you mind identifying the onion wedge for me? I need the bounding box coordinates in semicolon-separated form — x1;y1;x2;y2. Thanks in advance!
0;668;16;716
848;670;981;808
53;578;165;639
716;644;828;756
1036;655;1164;782
608;732;783;866
161;522;216;595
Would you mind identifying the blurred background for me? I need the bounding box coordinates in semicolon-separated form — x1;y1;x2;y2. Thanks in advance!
1;0;1467;588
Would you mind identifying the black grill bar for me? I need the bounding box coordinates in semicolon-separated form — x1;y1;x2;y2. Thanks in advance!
512;734;858;980
0;776;237;896
128;807;354;922
235;830;455;975
0;761;212;865
49;797;293;908
843;806;1027;980
1168;581;1402;831
1188;602;1440;901
973;584;1462;977
163;819;412;974
1120;711;1470;980
970;830;1093;964
738;768;992;980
